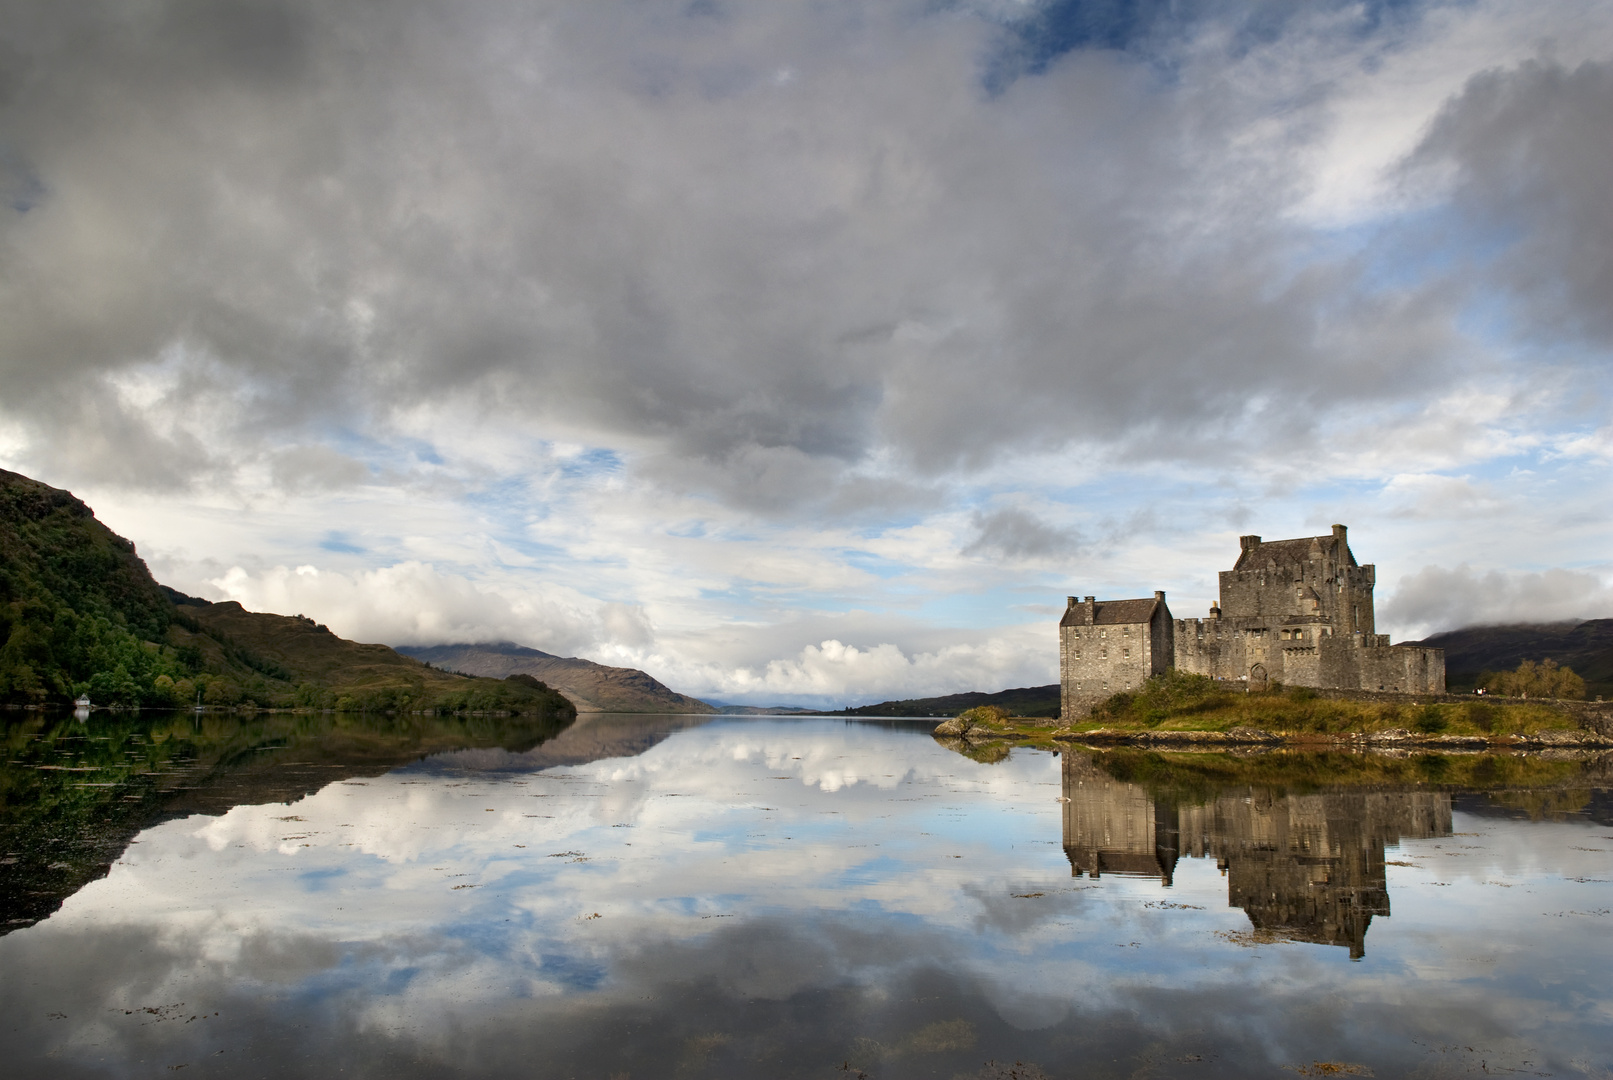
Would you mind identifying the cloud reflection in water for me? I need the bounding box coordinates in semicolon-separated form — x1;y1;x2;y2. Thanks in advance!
2;718;1609;1078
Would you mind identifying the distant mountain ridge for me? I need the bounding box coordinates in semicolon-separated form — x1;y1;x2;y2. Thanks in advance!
398;642;716;714
1406;620;1613;698
839;684;1061;718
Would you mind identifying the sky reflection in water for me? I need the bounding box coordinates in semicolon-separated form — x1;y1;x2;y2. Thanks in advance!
2;715;1611;1079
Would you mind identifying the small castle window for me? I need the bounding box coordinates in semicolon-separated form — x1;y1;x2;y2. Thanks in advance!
1122;648;1131;658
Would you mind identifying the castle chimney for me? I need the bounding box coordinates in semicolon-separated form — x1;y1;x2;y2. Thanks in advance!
1083;596;1096;624
1154;590;1166;603
1332;523;1347;545
1067;596;1077;608
1209;601;1221;620
1239;535;1261;553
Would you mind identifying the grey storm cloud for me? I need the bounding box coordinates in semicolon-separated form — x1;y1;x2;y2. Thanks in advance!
962;508;1080;561
0;1;1597;507
1382;564;1613;636
1407;57;1613;349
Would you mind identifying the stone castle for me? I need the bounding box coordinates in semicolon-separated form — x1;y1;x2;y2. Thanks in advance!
1060;525;1444;718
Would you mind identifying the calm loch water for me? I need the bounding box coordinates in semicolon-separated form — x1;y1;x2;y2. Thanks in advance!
2;712;1610;1078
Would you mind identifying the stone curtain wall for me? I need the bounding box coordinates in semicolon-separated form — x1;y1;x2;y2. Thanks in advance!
1172;621;1444;694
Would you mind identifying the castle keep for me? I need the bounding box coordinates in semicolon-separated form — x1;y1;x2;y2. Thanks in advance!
1060;525;1444;719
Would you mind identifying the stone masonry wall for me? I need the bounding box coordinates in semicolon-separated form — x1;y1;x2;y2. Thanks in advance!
1059;595;1171;719
1060;621;1153;716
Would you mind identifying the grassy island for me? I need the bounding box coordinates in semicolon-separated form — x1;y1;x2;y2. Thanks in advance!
932;670;1611;752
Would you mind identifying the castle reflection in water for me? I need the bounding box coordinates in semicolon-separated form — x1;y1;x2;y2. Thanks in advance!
1062;753;1451;959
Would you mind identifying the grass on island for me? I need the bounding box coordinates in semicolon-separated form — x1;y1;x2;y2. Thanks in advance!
950;670;1584;745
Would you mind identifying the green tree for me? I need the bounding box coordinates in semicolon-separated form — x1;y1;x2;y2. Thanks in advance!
1484;658;1586;700
87;664;142;707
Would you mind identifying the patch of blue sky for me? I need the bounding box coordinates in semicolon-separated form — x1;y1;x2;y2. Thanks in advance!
838;549;911;581
1223;0;1427;58
1451;292;1598;367
461;473;541;511
317;424;405;466
401;437;444;466
487;530;575;568
912;588;1062;629
1454;454;1556;486
557;446;624;481
977;0;1432;93
318;532;366;554
693;582;822;611
296;866;349;890
1347;206;1527;300
979;0;1186;92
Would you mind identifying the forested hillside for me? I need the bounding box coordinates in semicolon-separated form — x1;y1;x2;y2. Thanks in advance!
1;469;573;716
0;469;179;704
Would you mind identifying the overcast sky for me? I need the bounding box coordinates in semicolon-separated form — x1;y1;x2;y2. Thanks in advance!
3;0;1611;706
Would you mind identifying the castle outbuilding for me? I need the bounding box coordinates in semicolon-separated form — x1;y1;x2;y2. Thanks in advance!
1060;525;1444;719
1059;592;1175;721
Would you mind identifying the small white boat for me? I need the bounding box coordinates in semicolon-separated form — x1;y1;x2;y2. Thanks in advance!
74;695;91;708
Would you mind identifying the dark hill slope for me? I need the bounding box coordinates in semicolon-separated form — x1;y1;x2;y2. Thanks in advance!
1;468;176;702
1407;620;1613;698
0;469;172;639
0;468;571;715
399;642;715;714
840;684;1061;718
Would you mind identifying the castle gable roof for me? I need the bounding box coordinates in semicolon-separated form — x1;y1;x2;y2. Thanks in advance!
1233;534;1357;572
1060;597;1159;627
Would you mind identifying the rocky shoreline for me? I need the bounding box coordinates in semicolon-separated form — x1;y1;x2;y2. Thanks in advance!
932;715;1613;751
1054;726;1613;749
